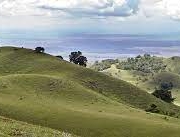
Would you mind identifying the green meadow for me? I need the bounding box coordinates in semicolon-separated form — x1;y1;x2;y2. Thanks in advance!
0;47;180;137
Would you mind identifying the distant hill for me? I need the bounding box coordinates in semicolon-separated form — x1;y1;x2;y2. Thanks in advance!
90;54;180;106
1;47;180;137
165;56;180;74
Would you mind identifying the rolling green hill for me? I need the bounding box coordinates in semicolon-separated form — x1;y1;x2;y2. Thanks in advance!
1;47;180;137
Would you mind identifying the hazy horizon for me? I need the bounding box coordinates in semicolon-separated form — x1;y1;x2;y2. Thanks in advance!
1;33;180;61
1;0;180;61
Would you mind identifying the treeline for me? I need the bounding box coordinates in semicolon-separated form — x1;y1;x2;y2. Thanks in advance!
91;54;167;73
35;47;87;67
91;59;118;71
117;54;167;73
91;54;176;105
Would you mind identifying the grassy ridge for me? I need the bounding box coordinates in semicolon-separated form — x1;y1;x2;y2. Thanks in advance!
0;47;180;137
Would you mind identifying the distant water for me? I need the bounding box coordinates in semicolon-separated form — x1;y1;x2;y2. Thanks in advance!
1;33;180;61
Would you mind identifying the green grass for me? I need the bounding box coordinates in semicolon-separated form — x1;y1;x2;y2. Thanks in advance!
0;116;78;137
165;56;180;74
98;60;180;106
150;72;180;88
0;47;180;137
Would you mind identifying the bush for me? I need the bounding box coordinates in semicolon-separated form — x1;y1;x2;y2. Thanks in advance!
35;47;45;53
145;104;160;113
152;82;175;103
160;82;173;90
91;59;118;71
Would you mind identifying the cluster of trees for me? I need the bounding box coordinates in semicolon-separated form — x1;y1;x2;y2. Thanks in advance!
117;54;167;73
152;82;175;103
146;82;175;114
91;54;167;74
69;51;87;67
91;59;119;71
34;47;87;67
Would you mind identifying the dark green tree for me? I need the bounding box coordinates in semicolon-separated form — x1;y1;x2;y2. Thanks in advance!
69;51;82;63
69;51;87;67
35;47;45;53
152;82;175;103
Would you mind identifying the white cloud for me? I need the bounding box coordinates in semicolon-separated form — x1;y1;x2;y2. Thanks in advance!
140;0;180;20
1;0;180;20
0;0;139;17
157;0;180;20
0;0;51;16
1;0;180;30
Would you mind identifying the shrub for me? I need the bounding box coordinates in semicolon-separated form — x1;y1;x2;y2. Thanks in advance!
35;47;45;53
152;82;175;103
145;104;160;113
91;59;118;71
160;82;173;90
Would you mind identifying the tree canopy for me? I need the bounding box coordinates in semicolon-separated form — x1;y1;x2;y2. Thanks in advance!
35;47;45;53
69;51;87;67
152;82;175;103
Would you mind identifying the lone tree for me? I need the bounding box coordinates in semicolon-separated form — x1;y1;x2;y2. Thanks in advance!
152;82;175;103
69;51;87;67
35;47;45;53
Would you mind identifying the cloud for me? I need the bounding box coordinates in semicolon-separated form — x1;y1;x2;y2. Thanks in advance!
0;0;51;16
0;0;140;18
1;0;180;20
2;0;180;20
40;0;140;17
158;0;180;20
1;0;180;30
140;0;180;20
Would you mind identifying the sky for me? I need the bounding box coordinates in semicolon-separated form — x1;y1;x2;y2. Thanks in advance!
1;0;180;34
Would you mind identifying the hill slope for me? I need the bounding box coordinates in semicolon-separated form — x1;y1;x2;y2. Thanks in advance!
0;116;77;137
0;47;180;137
92;56;180;106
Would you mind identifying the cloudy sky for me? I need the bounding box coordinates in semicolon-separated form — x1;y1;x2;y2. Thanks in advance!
1;0;180;34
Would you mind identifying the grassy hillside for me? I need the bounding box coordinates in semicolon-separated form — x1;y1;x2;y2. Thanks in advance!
0;116;77;137
92;56;180;106
165;56;180;74
1;47;180;137
150;72;180;88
